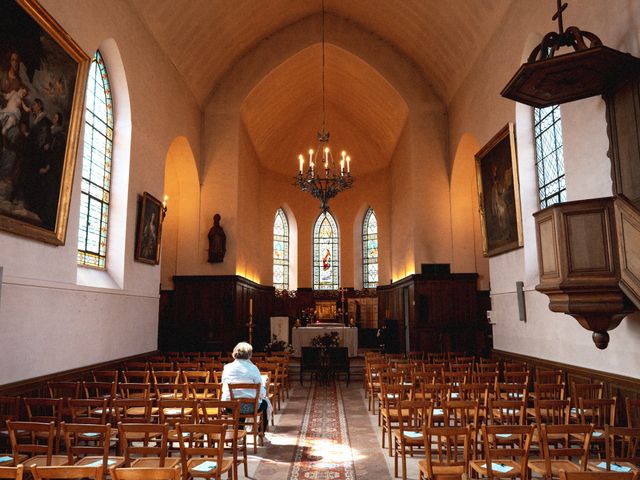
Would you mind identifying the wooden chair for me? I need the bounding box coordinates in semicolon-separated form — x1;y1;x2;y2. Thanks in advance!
176;423;233;480
228;384;263;453
470;424;534;479
573;398;616;452
110;467;179;480
528;424;593;479
587;425;640;476
490;397;526;426
571;383;604;423
497;382;527;402
6;421;68;471
199;399;247;480
0;465;23;479
0;397;21;451
113;398;154;425
393;399;432;480
117;423;180;469
31;465;103;480
46;382;81;418
504;371;530;386
559;472;636;480
418;425;471;480
476;362;500;374
118;383;151;401
181;371;210;385
503;361;528;373
366;362;387;415
62;422;124;471
380;382;410;456
23;398;63;454
536;369;564;385
82;382;117;402
121;371;150;385
154;383;188;401
68;398;108;426
158;399;198;447
152;370;180;387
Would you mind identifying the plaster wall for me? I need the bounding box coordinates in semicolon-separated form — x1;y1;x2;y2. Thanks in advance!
447;0;640;377
0;0;200;384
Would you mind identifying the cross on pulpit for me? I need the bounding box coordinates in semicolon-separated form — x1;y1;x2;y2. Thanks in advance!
552;0;568;34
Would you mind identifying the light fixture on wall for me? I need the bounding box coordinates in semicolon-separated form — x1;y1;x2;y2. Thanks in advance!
294;0;353;212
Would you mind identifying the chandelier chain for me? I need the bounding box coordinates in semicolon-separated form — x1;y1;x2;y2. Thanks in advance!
321;0;326;131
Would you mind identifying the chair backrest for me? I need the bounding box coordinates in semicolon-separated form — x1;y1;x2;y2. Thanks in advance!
422;425;470;478
47;382;80;400
535;399;571;425
380;382;410;410
481;424;534;477
110;467;178;480
198;399;239;431
188;382;221;400
124;362;149;372
539;423;593;472
489;397;526;425
32;465;103;480
626;398;640;428
443;399;479;428
228;383;260;420
154;382;187;400
113;399;152;423
572;382;604;409
118;383;151;400
397;400;432;433
176;423;225;475
176;362;201;371
559;472;635;480
68;398;108;425
118;422;170;466
181;371;210;384
61;422;110;466
497;382;527;401
92;371;118;384
7;421;55;462
503;370;529;385
82;382;116;401
23;398;62;424
152;371;180;385
0;465;23;480
604;425;640;467
415;383;450;406
579;398;616;428
122;371;150;384
149;362;174;371
459;383;489;407
536;369;564;384
158;399;198;427
534;382;566;400
476;362;499;374
503;361;528;373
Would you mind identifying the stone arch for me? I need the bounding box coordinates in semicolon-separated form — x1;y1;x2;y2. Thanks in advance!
449;133;488;289
161;136;199;289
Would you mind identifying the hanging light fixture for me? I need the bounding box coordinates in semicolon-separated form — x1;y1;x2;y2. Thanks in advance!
294;0;353;212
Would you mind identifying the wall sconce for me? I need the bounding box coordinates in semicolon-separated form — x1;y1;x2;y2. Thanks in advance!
161;195;168;221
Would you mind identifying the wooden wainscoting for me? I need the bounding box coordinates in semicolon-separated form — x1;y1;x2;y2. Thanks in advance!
493;349;640;426
0;350;158;397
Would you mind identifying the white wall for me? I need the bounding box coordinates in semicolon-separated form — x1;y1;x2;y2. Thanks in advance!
448;0;640;378
0;0;200;385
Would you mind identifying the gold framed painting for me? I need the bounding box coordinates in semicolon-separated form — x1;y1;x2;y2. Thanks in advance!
0;0;90;245
135;192;164;265
475;123;524;257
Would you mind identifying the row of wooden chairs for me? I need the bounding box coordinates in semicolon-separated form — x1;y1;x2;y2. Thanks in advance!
0;465;184;480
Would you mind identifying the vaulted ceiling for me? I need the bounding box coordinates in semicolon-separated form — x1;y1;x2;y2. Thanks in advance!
129;0;514;174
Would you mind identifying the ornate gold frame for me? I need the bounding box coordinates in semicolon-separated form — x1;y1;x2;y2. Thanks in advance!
134;192;164;265
0;0;89;245
475;123;524;257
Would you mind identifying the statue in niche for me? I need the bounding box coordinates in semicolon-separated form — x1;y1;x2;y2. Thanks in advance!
207;213;226;263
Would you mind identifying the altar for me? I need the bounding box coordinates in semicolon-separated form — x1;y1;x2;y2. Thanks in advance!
291;324;358;357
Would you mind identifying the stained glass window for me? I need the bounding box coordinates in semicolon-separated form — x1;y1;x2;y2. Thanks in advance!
534;105;566;209
78;51;113;268
313;211;339;290
362;208;378;288
273;208;289;290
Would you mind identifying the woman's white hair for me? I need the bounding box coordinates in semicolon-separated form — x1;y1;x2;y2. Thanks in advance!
232;341;253;360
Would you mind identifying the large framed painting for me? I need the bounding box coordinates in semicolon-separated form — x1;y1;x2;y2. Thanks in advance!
475;123;524;257
135;192;163;265
0;0;89;244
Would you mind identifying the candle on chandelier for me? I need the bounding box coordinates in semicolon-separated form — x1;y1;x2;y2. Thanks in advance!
341;151;346;175
324;147;329;170
298;154;304;174
347;155;351;173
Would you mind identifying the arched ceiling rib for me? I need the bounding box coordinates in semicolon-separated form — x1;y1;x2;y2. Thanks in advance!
240;44;409;176
128;0;513;106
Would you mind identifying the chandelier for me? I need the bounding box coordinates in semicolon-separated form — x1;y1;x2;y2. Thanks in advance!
294;0;353;212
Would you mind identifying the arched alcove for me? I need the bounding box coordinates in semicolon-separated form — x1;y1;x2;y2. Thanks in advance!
161;136;199;290
279;203;299;290
450;133;488;289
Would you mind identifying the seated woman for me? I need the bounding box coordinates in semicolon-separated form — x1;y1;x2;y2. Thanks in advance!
221;341;270;432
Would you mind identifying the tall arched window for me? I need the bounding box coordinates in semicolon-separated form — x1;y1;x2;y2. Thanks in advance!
313;211;339;290
362;208;378;288
534;105;566;209
273;208;289;290
77;51;113;268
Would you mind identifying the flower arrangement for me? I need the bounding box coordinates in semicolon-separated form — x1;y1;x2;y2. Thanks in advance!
264;334;293;353
300;307;316;326
310;331;340;349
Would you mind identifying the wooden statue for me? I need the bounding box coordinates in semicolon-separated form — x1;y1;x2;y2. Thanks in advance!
207;213;226;263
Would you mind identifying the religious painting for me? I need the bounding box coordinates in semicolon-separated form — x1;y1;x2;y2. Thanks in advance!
315;301;337;321
135;192;163;265
0;0;90;244
475;123;523;257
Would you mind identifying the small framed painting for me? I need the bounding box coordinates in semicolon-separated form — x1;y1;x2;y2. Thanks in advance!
135;192;163;265
0;0;90;244
475;123;523;257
